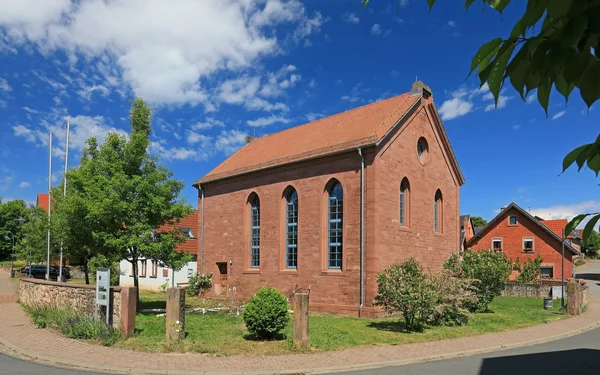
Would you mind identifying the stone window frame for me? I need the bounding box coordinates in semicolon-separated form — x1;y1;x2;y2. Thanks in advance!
492;237;503;251
140;259;147;277
249;193;261;269
434;189;443;233
417;136;430;165
244;192;261;273
523;237;534;253
283;187;298;270
150;260;158;278
400;177;410;228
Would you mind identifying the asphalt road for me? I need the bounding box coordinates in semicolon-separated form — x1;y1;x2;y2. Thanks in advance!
0;353;105;375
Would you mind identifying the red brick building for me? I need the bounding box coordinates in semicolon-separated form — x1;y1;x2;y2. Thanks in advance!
466;203;579;281
193;81;465;316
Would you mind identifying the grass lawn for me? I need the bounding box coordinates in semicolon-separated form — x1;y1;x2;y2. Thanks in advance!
115;296;567;356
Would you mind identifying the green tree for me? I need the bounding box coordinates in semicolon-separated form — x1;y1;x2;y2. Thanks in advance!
471;216;488;228
15;206;58;265
0;199;28;261
516;254;544;284
58;99;192;302
362;1;600;240
583;230;600;258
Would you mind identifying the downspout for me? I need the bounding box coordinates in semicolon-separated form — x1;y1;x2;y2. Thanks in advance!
199;184;205;275
358;147;365;317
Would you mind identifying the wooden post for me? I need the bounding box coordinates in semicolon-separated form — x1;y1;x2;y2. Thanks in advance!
166;287;185;340
293;293;309;348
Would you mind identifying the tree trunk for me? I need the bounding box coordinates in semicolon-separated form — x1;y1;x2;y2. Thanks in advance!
83;257;90;285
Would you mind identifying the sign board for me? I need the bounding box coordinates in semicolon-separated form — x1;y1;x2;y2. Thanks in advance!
96;268;110;306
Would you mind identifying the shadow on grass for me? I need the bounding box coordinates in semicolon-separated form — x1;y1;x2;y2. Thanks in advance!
139;301;166;310
243;332;287;341
367;320;425;333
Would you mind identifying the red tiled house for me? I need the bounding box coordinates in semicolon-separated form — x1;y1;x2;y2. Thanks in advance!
460;215;476;252
536;218;582;255
119;211;199;290
193;81;465;317
467;203;579;281
36;193;50;211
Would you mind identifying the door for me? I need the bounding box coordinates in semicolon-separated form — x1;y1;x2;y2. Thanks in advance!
217;262;228;292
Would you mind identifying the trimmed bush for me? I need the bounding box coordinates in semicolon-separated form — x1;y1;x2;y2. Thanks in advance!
243;287;289;339
444;250;512;312
374;257;437;330
429;270;477;326
25;306;122;346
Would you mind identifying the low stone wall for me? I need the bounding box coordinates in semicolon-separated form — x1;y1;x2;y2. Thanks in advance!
19;278;136;336
502;282;554;298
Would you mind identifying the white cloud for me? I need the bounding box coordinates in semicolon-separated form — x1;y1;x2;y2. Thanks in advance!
526;92;537;103
186;130;211;146
12;124;39;142
552;110;566;120
342;12;360;24
371;24;382;36
305;112;324;122
439;97;474;121
0;77;12;92
215;129;248;155
247;115;290;127
512;124;521;130
529;201;600;229
0;0;321;106
150;142;199;161
439;83;512;120
191;118;225;131
485;95;511;111
448;21;456;27
19;181;31;188
22;106;39;114
259;65;301;97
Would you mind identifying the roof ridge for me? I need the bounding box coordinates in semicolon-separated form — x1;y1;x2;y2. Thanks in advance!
368;94;412;139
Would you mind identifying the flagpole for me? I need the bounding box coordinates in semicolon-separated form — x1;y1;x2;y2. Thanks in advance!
46;133;52;281
58;120;70;282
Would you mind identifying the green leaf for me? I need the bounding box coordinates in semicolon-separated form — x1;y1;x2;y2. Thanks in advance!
507;49;529;99
537;77;551;115
479;43;515;105
566;214;589;238
555;74;575;103
583;214;600;243
580;61;600;108
425;0;436;11
564;49;596;84
547;0;572;19
562;144;589;172
560;16;587;48
489;0;510;13
588;154;600;176
575;144;591;171
469;38;503;76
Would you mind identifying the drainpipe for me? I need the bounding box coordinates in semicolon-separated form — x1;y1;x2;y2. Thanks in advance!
199;184;205;275
357;147;365;317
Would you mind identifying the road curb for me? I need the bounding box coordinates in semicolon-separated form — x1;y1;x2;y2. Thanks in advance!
1;314;600;375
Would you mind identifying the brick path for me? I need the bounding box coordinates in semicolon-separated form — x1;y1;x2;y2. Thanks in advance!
1;270;599;375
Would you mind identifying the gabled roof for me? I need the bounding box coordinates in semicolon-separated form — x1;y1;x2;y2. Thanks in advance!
466;203;579;255
194;82;465;186
540;219;568;238
158;211;198;255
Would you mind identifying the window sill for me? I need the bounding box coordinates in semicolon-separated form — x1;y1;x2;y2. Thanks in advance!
279;269;299;276
243;269;261;275
398;226;412;232
140;275;146;278
522;251;535;254
320;270;345;277
149;276;157;279
434;232;444;236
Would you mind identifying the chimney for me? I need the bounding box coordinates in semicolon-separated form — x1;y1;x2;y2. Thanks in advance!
500;207;506;211
410;80;432;99
245;135;256;144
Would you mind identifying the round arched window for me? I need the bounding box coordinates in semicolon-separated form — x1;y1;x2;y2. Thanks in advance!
417;137;429;164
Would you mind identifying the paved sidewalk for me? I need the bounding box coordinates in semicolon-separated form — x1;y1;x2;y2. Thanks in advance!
1;271;600;375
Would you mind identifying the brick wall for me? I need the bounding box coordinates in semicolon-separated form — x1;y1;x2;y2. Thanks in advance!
19;278;136;335
469;207;574;280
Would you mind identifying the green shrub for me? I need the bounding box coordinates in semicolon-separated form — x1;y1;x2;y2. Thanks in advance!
88;254;120;285
444;250;512;312
429;270;477;326
186;273;213;296
374;258;436;330
517;254;543;284
243;287;289;339
25;306;122;346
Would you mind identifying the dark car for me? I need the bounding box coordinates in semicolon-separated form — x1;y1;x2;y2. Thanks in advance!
28;265;59;280
52;266;71;279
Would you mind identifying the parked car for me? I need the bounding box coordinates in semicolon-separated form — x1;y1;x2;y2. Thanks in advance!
52;266;71;279
27;265;59;280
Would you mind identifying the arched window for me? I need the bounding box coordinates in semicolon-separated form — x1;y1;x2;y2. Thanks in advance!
400;178;410;227
285;189;298;269
249;194;260;268
328;181;343;269
434;189;443;233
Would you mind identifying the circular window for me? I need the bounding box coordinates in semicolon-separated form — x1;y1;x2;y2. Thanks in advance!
417;137;429;164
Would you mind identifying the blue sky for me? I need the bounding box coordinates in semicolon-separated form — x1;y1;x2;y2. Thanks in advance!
0;0;598;223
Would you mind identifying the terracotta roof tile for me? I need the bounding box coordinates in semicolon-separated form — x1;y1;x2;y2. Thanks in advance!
196;92;421;184
158;211;198;255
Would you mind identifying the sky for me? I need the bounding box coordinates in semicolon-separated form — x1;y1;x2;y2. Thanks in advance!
0;0;598;224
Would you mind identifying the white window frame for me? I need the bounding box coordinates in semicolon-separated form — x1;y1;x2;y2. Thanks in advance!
492;238;503;251
523;237;534;252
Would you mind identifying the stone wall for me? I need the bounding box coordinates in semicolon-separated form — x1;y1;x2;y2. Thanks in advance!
19;278;136;336
502;281;567;298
